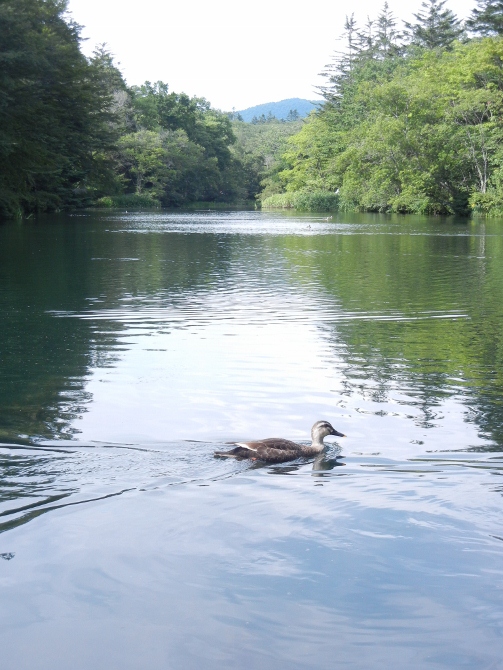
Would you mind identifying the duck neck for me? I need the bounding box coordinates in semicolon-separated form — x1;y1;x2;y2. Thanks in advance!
310;437;325;451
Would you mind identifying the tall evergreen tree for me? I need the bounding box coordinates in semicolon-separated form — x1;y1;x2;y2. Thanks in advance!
0;0;117;217
404;0;464;48
375;2;403;57
357;17;376;53
467;0;503;35
320;4;403;104
319;14;359;101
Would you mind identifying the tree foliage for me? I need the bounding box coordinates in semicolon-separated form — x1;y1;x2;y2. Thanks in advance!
6;0;503;217
0;0;117;217
467;0;503;35
116;81;247;205
0;1;259;217
273;3;503;215
404;0;464;49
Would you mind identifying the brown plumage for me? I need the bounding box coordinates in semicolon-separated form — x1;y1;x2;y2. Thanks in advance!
214;420;345;463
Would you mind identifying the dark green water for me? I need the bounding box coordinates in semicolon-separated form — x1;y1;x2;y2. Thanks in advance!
1;210;502;669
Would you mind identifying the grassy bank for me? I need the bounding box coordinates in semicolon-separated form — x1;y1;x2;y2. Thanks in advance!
261;191;339;212
94;196;258;210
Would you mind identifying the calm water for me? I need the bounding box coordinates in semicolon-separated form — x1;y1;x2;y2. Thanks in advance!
1;210;503;669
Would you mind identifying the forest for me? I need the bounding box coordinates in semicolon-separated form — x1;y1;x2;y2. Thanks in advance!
2;0;503;217
264;0;503;215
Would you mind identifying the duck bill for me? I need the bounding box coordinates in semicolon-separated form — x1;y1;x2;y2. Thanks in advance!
331;429;346;437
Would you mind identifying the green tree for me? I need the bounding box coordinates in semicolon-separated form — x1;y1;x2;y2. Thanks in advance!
231;118;303;200
467;0;503;35
375;2;403;57
404;0;464;49
274;37;503;215
319;14;359;102
0;0;117;217
118;130;170;198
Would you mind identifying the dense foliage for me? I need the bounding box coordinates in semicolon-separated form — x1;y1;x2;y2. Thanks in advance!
231;118;303;201
0;0;282;217
0;0;117;218
5;0;503;216
264;0;503;215
114;81;249;206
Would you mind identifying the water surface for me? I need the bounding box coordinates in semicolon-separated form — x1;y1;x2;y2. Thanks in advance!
1;210;502;669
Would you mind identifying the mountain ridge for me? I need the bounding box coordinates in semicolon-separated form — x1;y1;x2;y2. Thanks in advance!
236;98;320;122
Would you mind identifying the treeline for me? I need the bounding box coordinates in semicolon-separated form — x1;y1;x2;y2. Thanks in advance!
0;0;291;218
0;0;116;218
6;0;503;218
262;0;503;215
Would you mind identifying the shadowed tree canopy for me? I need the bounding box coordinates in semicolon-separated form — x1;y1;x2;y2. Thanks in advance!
130;82;235;170
0;0;117;217
467;0;503;35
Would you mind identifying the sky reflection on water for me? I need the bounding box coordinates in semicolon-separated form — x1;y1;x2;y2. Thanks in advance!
0;211;502;668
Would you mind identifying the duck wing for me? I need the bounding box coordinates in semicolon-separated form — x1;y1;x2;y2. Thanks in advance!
241;438;301;452
239;438;303;463
214;438;304;462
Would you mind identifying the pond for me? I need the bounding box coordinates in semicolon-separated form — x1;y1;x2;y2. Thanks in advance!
1;210;502;669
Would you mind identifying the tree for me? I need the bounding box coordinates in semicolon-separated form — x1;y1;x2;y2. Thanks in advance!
404;0;464;49
275;36;503;215
467;0;503;35
319;14;359;101
375;2;403;57
0;0;117;217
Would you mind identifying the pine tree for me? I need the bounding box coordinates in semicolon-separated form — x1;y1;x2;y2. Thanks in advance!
357;17;376;54
466;0;503;35
319;14;359;101
404;0;464;48
375;2;402;57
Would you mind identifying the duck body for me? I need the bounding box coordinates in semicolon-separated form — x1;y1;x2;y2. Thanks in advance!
214;420;345;463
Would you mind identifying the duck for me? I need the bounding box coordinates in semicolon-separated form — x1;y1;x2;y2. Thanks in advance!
214;420;345;463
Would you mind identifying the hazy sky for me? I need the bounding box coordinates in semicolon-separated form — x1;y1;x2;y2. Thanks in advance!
67;0;475;112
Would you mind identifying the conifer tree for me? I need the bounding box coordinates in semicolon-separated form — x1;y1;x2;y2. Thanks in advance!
375;2;402;57
466;0;503;35
319;14;358;101
404;0;464;48
357;17;375;54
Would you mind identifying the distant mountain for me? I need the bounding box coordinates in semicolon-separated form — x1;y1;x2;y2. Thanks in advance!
236;98;320;122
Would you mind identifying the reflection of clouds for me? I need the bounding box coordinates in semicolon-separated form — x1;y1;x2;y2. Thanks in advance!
71;316;347;444
58;287;485;458
3;469;501;669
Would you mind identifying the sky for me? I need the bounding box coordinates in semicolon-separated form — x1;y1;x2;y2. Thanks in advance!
67;0;476;112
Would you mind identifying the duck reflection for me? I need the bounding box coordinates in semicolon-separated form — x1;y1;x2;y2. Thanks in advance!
312;453;346;472
254;452;346;475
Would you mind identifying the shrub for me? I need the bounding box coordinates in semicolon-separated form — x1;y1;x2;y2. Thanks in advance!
94;193;161;208
261;190;339;212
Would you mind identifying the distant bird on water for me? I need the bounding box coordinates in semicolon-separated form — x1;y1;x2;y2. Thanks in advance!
214;420;345;463
323;216;333;221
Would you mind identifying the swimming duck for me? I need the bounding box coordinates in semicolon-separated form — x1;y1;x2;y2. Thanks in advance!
214;420;345;463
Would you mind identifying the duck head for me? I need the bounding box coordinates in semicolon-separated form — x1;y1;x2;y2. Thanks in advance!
311;420;345;446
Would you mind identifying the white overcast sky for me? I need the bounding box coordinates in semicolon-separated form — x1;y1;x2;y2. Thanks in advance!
67;0;476;112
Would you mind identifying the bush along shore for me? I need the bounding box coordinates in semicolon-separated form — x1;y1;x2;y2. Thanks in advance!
3;0;503;217
261;191;339;212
